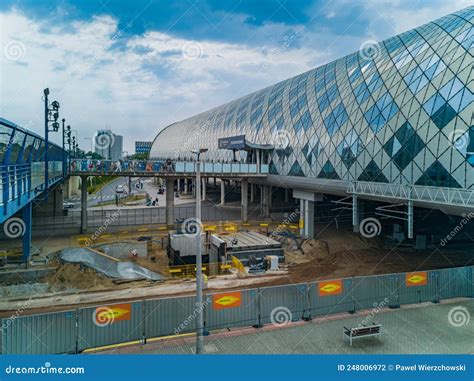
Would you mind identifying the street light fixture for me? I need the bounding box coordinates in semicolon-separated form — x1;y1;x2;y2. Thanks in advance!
190;147;208;355
43;88;61;200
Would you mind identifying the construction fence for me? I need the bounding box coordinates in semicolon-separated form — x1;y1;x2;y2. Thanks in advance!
1;266;472;354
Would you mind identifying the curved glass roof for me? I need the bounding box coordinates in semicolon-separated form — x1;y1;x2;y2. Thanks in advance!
151;7;474;189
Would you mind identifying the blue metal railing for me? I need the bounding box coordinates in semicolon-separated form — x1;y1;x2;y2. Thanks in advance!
69;159;269;175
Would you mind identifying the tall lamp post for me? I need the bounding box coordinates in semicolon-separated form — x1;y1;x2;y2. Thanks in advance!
61;118;69;178
191;148;208;355
43;88;60;200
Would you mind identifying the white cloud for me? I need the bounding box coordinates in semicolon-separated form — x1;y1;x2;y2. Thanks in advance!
0;2;470;152
0;9;324;152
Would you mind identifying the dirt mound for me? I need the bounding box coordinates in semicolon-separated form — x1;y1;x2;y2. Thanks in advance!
44;263;114;292
300;239;331;262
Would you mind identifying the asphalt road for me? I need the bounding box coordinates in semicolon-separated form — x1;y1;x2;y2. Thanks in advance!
65;177;143;209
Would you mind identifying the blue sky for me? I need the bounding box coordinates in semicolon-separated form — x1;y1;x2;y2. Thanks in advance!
0;0;471;152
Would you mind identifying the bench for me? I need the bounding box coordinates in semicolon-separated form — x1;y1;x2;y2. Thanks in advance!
343;323;381;346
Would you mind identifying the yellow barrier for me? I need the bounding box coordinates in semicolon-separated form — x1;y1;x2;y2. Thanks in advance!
168;263;231;278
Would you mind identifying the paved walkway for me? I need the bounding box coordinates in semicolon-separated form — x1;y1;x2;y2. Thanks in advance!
98;299;474;354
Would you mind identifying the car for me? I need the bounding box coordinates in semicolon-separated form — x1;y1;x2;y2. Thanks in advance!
116;185;124;193
63;201;75;209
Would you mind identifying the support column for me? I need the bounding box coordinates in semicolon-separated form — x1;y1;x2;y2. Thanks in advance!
201;178;206;201
256;149;261;173
250;183;255;203
80;176;87;234
299;199;305;237
352;193;359;233
304;200;314;239
166;178;175;228
262;185;270;217
241;179;248;222
184;179;188;195
22;202;32;262
407;199;413;239
284;188;289;202
220;179;225;205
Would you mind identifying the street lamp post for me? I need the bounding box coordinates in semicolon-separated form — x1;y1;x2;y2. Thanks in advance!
191;148;208;355
61;118;66;178
43;88;60;200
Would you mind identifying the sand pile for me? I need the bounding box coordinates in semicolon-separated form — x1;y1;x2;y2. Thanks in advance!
45;263;113;292
300;239;332;262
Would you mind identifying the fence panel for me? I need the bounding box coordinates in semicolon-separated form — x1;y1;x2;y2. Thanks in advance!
259;283;308;325
1;310;76;354
144;295;197;338
77;301;143;352
438;266;472;299
399;270;438;305
205;289;258;330
353;274;401;310
309;278;354;317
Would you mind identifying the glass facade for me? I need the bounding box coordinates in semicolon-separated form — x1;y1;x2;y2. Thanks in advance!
150;7;474;189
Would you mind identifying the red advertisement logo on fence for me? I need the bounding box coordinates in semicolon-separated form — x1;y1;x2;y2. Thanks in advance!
405;272;427;287
318;280;343;296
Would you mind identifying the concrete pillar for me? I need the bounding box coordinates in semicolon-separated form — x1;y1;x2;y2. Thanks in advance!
192;179;196;197
213;177;216;186
250;183;255;203
299;199;305;237
408;199;413;239
256;149;261;173
184;179;188;194
80;176;88;234
268;186;272;209
262;185;270;217
304;200;315;239
166;178;175;228
202;177;206;201
284;188;289;202
241;179;248;222
220;179;225;205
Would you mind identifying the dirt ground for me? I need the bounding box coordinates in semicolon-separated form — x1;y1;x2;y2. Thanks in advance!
1;225;472;315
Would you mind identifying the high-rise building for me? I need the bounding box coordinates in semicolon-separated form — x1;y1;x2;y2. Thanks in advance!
93;130;123;161
135;141;153;155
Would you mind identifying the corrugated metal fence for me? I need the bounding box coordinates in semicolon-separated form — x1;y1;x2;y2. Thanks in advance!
1;266;472;354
